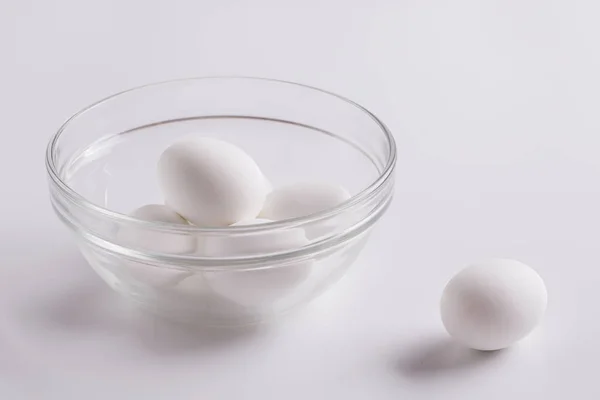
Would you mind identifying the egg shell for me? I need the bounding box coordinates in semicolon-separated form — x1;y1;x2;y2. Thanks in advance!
120;260;189;288
440;259;548;351
261;183;351;220
172;273;210;298
203;218;303;256
116;204;194;287
203;218;312;307
118;204;196;254
262;175;273;194
163;273;249;320
157;137;268;227
260;183;351;239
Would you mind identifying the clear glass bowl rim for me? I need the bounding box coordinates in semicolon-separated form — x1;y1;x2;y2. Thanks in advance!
45;76;397;235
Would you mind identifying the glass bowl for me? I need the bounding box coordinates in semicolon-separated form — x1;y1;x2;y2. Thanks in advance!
46;77;396;326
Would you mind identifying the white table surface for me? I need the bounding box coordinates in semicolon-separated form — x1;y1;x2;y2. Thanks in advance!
2;0;599;398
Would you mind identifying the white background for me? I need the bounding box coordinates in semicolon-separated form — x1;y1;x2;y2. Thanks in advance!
2;0;599;398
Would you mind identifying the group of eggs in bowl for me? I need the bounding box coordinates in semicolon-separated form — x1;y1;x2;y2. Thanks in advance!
46;77;397;326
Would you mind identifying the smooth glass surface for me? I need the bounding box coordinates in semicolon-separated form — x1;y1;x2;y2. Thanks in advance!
47;77;396;326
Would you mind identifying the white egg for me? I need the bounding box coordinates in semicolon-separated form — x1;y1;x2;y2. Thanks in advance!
260;182;351;238
203;218;312;307
164;273;250;321
119;204;196;254
440;259;547;351
262;175;273;194
116;204;194;287
157;137;268;227
261;182;351;220
172;273;210;298
234;218;273;226
120;260;188;288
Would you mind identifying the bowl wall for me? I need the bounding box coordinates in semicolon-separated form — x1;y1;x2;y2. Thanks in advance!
47;77;396;326
78;231;370;326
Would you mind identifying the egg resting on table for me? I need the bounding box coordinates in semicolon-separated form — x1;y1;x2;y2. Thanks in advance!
440;259;547;351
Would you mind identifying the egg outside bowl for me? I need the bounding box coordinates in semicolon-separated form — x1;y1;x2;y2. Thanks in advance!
45;77;396;326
